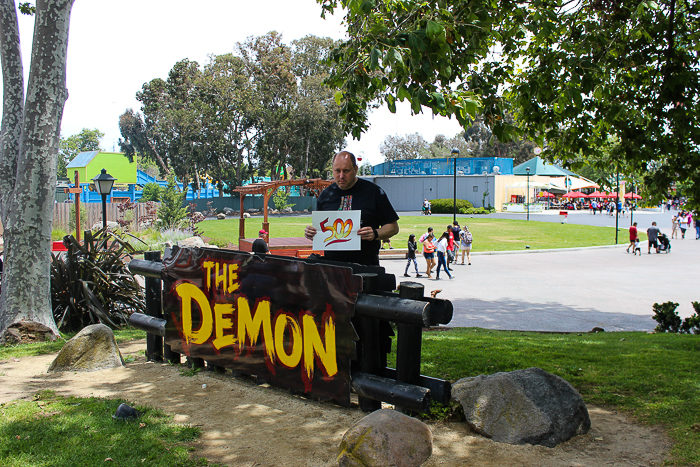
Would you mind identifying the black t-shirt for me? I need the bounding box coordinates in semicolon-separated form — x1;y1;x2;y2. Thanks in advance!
316;178;399;266
251;238;269;254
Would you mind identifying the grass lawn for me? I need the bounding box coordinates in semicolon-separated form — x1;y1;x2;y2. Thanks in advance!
199;215;641;251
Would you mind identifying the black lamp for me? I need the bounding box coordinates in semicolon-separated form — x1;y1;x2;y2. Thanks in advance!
92;168;116;229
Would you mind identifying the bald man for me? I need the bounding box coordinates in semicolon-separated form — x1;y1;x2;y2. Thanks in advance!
305;151;399;265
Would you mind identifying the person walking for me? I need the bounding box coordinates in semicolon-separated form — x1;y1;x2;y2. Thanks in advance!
671;213;679;239
252;229;270;254
445;225;456;271
647;221;660;254
626;222;638;254
419;227;433;244
435;232;454;280
679;210;690;239
451;221;461;263
694;212;700;240
422;233;436;278
404;234;422;278
460;225;473;265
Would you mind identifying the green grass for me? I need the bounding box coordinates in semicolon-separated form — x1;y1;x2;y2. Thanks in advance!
413;328;700;466
0;390;220;467
0;329;145;361
199;215;635;251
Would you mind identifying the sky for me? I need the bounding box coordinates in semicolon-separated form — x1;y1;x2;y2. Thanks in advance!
7;0;465;167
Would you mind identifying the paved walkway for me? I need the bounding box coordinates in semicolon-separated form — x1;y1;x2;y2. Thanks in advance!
380;209;699;332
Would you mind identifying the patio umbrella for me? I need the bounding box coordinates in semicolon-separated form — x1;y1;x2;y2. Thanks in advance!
588;191;607;198
624;192;642;199
562;191;588;198
607;192;620;198
537;191;555;198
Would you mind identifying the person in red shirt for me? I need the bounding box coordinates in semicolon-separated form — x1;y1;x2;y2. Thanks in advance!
445;224;455;270
626;222;638;253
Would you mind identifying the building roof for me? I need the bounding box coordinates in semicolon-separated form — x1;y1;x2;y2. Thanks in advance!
513;156;570;176
66;151;100;168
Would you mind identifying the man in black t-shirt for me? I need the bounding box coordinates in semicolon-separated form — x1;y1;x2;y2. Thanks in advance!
305;151;399;266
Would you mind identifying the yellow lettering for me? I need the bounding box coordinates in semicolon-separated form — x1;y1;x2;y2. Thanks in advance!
215;263;226;290
176;283;213;345
302;313;337;379
274;314;302;368
237;298;275;364
203;261;215;291
213;303;237;350
228;264;239;293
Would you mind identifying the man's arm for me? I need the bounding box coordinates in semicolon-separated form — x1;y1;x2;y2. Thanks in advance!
357;221;399;241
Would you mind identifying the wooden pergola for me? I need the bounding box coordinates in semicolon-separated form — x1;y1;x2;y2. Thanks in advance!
231;178;332;242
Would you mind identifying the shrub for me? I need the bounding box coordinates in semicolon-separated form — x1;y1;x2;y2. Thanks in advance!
140;182;162;202
459;206;494;215
431;198;474;214
157;177;187;230
68;204;88;234
50;229;145;332
652;301;700;334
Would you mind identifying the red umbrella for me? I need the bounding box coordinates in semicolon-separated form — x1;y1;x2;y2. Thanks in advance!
624;192;642;199
562;191;587;198
537;191;555;198
588;191;607;198
607;192;620;198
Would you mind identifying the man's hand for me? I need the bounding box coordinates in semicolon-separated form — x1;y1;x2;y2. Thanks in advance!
357;226;376;241
304;225;317;240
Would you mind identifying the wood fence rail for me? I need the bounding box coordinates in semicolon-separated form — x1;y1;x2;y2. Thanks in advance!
53;202;161;231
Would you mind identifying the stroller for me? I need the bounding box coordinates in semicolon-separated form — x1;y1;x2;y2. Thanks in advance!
657;233;671;253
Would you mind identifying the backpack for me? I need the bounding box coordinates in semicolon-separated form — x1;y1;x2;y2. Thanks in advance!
461;230;472;243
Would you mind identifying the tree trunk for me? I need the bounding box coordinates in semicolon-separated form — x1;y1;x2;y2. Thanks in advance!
0;0;75;341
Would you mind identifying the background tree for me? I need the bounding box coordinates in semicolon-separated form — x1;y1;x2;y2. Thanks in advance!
379;133;431;160
0;0;74;342
58;128;104;177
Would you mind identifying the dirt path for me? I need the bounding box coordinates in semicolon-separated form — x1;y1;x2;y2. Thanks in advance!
0;339;671;466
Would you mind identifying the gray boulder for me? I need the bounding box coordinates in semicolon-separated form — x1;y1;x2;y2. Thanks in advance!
452;367;590;447
48;324;124;372
283;207;293;213
223;207;234;215
337;409;432;467
178;236;206;248
216;213;226;220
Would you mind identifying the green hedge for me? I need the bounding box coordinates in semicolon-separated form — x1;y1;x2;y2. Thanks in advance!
459;207;494;214
431;198;474;213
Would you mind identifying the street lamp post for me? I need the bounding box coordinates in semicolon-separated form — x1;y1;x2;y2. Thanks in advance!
526;166;531;221
92;168;116;229
451;148;459;223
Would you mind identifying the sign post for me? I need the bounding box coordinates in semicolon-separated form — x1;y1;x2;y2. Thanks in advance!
63;170;83;242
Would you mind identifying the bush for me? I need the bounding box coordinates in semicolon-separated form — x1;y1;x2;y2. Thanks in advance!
431;198;474;214
652;301;700;334
140;182;162;202
68;204;88;234
50;229;145;332
157;177;187;230
459;206;494;215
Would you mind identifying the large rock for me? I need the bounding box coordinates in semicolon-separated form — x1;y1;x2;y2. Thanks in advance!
337;409;432;467
48;324;124;372
178;236;206;248
2;321;56;345
216;213;226;220
452;367;590;447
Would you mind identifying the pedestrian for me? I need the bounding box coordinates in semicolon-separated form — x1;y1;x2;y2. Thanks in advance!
460;225;472;265
671;213;679;239
304;151;399;265
381;238;393;249
404;234;422;278
694;212;699;240
445;224;456;271
435;232;454;280
451;221;461;262
591;199;597;215
679;210;689;239
647;221;660;254
422;233;436;278
626;222;638;254
419;227;433;244
422;199;431;215
252;229;269;254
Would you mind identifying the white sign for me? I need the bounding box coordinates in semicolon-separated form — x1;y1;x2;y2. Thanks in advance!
312;210;361;251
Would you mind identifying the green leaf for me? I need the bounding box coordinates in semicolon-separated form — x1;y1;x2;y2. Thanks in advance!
426;21;446;43
397;86;411;101
431;92;446;110
370;48;381;70
334;90;344;105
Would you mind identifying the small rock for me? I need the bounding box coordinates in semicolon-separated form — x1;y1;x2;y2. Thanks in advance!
177;236;206;248
591;327;605;333
243;213;251;219
216;213;226;220
337;409;432;467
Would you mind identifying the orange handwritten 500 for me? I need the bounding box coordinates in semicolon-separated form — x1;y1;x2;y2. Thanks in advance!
320;217;354;246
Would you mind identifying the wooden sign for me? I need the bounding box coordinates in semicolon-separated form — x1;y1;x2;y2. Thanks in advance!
160;247;362;406
64;187;82;194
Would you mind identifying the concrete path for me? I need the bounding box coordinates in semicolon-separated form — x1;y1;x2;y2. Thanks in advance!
380;209;699;332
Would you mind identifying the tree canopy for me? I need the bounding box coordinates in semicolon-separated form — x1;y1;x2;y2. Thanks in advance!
119;33;346;194
58;128;104;177
318;0;700;207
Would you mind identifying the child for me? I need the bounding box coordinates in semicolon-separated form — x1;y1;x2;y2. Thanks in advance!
404;234;422;278
633;239;641;255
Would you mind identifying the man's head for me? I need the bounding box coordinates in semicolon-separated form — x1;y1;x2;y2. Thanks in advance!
652;222;657;226
428;227;433;233
453;221;459;226
259;229;267;237
332;151;358;190
633;222;638;226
